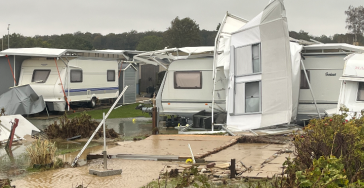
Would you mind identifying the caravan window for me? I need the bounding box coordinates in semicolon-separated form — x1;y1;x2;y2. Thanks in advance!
252;44;261;73
174;71;202;89
357;82;364;101
245;81;261;113
107;70;115;81
300;70;310;89
234;43;261;76
32;70;51;83
71;70;83;83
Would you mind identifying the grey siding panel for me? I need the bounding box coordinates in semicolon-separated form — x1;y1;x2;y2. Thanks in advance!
118;71;124;104
124;68;136;103
0;56;29;95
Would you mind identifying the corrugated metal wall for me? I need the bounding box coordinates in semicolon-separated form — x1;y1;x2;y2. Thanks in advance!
118;65;136;104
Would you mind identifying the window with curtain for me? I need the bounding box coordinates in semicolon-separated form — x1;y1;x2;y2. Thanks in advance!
32;70;51;83
357;82;364;101
174;71;202;89
107;70;115;81
71;70;83;83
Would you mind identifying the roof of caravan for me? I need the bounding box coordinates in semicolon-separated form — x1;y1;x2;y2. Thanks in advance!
134;46;214;67
303;43;364;52
0;47;142;60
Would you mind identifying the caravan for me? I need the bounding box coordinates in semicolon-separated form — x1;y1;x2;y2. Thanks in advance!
334;53;364;118
0;48;139;112
298;44;364;120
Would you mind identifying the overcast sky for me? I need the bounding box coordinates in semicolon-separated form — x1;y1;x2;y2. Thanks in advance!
0;0;362;37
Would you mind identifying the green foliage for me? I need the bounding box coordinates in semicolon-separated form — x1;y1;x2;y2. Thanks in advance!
164;17;201;48
345;5;364;37
280;107;364;187
136;36;165;51
67;103;150;119
295;156;348;188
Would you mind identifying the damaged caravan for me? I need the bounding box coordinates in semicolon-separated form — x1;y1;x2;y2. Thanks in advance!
224;0;302;131
135;47;222;119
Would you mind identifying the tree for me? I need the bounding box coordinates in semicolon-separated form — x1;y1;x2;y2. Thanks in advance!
345;5;364;42
164;17;200;48
136;36;164;51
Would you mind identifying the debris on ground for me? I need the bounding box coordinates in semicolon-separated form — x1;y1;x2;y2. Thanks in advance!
44;112;119;139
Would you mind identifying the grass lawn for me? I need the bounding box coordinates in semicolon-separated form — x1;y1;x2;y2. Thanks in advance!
67;103;151;119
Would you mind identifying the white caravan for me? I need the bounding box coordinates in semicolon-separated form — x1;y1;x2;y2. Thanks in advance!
298;44;364;120
134;47;223;118
334;53;364;117
1;48;135;111
224;0;301;131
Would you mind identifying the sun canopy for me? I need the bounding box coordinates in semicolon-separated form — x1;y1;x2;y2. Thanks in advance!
0;85;45;115
0;47;141;60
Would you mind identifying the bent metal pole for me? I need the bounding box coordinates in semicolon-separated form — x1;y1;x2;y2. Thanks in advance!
71;86;129;167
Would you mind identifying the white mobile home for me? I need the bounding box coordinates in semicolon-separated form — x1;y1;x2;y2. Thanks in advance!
335;53;364;117
0;48;139;112
225;0;301;131
298;44;364;120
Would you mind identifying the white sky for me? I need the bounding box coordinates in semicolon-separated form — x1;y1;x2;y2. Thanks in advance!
0;0;362;37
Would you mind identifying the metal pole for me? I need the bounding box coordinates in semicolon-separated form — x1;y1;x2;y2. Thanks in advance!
71;86;128;167
13;56;15;86
300;60;321;119
188;143;196;164
2;36;3;50
103;112;107;170
7;24;10;49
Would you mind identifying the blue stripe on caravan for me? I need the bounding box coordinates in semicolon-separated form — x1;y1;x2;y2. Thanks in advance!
65;87;119;93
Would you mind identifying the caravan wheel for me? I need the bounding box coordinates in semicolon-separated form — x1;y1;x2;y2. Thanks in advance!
90;98;96;108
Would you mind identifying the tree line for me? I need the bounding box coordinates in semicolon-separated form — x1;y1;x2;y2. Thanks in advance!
1;6;364;51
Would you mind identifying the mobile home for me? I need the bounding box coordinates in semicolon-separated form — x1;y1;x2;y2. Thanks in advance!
298;44;364;120
0;48;140;112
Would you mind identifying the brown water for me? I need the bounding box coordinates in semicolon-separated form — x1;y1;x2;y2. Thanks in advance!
11;158;172;188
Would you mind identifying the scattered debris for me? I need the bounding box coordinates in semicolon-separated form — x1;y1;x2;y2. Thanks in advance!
44;112;118;139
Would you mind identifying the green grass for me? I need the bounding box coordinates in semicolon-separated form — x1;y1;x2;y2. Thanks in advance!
67;103;151;119
55;142;101;155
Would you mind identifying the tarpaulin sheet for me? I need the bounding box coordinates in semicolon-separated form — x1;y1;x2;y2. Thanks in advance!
0;85;45;115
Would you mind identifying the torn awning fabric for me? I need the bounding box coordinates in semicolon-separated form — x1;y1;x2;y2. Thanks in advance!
0;85;45;115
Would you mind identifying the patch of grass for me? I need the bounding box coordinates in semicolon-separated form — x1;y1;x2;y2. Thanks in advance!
67;103;151;119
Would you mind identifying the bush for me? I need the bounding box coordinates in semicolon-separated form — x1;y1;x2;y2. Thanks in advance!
283;107;364;187
44;112;118;139
26;139;57;166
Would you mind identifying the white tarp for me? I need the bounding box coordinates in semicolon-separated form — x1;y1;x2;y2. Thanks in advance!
227;0;297;131
0;114;40;142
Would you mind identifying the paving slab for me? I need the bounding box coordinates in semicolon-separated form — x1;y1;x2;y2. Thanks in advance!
106;135;240;158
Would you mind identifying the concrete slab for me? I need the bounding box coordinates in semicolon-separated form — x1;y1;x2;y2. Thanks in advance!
205;143;293;178
106;135;240;158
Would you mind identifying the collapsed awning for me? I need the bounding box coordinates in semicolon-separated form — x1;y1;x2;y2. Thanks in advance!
0;85;45;115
